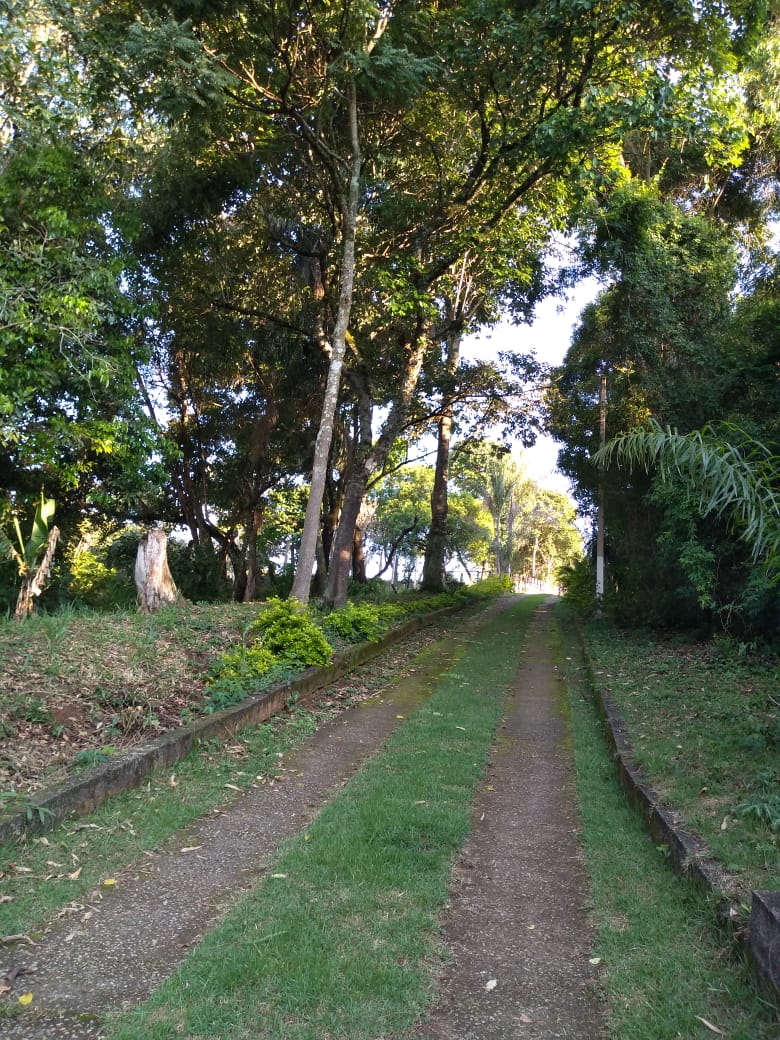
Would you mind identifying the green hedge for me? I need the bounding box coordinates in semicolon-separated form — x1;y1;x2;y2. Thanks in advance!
203;578;512;713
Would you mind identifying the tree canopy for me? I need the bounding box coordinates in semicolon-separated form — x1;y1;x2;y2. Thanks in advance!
2;0;779;634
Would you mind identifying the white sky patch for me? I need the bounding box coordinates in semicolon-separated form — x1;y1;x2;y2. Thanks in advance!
462;277;601;496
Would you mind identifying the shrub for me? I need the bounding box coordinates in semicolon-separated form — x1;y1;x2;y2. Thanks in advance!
216;643;277;684
250;599;333;667
468;575;512;597
167;541;233;603
347;577;397;602
204;643;278;712
556;557;596;615
323;602;387;643
66;523;137;610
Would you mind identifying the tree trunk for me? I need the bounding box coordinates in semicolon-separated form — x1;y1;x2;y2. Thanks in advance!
290;79;361;605
134;529;180;613
243;503;263;603
313;532;328;597
14;526;60;620
506;494;518;578
352;522;367;584
493;521;504;577
421;331;462;591
421;412;450;591
325;332;429;606
324;473;366;608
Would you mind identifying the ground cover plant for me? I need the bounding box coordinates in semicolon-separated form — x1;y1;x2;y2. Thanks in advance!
0;580;508;809
554;607;779;1039
0;621;461;945
0;601;254;803
578;618;780;895
103;596;538;1040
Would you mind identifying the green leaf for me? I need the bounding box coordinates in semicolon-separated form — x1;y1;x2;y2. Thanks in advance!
23;493;56;568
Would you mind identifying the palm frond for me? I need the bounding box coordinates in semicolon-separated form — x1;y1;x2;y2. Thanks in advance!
594;420;780;566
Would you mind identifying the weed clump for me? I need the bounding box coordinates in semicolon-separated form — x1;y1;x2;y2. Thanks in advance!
204;578;509;713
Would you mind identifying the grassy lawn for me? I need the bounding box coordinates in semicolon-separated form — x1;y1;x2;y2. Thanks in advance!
554;606;779;1039
578;618;779;894
103;596;539;1040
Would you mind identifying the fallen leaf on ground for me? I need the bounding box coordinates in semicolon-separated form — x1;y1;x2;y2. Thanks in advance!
695;1017;725;1036
18;992;33;1005
67;867;82;880
224;783;241;791
180;846;202;853
589;957;602;965
101;878;117;888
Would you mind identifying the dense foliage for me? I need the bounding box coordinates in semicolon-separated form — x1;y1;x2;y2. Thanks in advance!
549;183;780;640
2;0;779;634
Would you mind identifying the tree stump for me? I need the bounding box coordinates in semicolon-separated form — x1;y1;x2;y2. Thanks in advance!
134;529;180;613
14;526;60;620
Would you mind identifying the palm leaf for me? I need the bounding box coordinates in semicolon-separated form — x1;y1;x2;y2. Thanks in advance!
594;420;780;567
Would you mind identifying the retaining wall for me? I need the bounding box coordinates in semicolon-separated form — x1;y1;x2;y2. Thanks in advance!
0;605;465;845
578;632;780;1003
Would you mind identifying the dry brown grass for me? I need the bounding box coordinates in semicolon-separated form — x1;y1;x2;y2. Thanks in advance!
0;601;259;800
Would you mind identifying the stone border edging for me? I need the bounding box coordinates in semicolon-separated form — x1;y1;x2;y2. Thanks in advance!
0;603;468;846
576;627;780;1003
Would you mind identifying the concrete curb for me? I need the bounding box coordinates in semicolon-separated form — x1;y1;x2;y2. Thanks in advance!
577;629;780;1003
0;604;467;845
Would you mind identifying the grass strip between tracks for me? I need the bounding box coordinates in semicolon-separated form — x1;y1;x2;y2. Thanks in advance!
105;596;540;1040
554;606;779;1040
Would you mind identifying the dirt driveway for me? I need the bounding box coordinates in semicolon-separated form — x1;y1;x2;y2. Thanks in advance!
1;598;603;1039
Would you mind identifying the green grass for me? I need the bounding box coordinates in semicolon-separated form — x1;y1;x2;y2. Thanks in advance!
104;596;540;1040
0;711;319;940
580;618;779;893
0;625;459;939
554;606;779;1039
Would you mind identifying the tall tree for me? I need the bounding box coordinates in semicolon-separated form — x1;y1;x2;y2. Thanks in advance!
317;0;767;606
0;0;155;527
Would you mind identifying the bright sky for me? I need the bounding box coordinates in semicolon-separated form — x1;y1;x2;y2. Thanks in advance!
463;277;601;496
